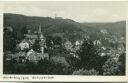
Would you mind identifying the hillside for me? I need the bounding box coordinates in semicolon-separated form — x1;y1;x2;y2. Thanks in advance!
4;13;126;42
4;13;90;42
82;21;126;38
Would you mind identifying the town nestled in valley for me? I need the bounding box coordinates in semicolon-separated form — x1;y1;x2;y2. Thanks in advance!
3;13;126;75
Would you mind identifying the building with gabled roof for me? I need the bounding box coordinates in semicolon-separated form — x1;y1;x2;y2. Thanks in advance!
26;50;49;63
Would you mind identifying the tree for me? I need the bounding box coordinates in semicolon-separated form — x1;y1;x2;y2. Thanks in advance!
76;39;108;74
52;36;62;46
3;27;17;53
3;57;17;74
102;58;121;75
45;36;54;49
21;27;28;39
118;52;126;75
36;59;67;75
32;39;41;52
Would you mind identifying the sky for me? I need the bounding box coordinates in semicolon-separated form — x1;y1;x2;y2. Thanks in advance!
3;1;128;22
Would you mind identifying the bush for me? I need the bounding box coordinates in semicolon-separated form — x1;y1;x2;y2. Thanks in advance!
72;68;99;75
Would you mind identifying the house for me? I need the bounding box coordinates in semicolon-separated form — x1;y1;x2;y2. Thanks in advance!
74;40;83;51
26;51;49;63
93;40;101;45
75;40;83;46
75;41;80;46
64;40;73;51
100;29;108;34
27;52;36;62
25;34;38;40
14;52;26;63
18;39;30;51
4;26;13;32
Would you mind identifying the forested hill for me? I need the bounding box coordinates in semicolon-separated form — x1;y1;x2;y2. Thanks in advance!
4;13;91;42
82;21;126;37
4;13;126;42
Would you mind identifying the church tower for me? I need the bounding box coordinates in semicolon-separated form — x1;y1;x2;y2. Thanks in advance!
38;23;42;34
38;23;45;40
38;23;45;54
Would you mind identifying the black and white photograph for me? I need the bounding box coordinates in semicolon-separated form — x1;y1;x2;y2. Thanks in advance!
3;1;126;75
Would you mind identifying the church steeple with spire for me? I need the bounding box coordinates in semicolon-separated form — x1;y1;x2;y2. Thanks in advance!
37;23;46;54
37;23;45;42
38;23;42;34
